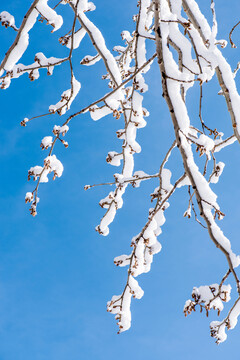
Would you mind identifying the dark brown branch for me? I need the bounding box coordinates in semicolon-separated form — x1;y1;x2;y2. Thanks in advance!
229;20;240;48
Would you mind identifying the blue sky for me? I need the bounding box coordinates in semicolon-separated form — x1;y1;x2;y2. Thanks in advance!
1;1;240;359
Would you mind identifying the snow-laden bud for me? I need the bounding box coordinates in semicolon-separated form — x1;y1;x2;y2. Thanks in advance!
106;151;123;166
113;45;126;54
36;1;63;32
59;34;70;46
184;283;231;318
107;291;132;333
210;321;227;344
28;166;43;181
195;134;215;158
62;140;68;148
53;124;69;136
44;155;63;180
210;162;225;184
0;76;11;89
216;39;228;48
25;192;33;203
116;129;125;139
0;11;15;28
40;136;53;150
28;69;39;81
129;276;144;299
99;192;115;209
129;171;148;188
20;118;29;127
114;254;130;267
29;204;37;217
183;207;191;219
87;2;96;12
121;30;133;43
80;54;100;66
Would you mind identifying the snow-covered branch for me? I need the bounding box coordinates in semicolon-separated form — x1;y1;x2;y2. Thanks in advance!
1;0;240;344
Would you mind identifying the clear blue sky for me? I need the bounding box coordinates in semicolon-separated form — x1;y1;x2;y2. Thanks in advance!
1;1;240;359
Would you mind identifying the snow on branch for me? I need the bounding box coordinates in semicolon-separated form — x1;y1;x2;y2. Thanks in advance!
1;0;240;344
